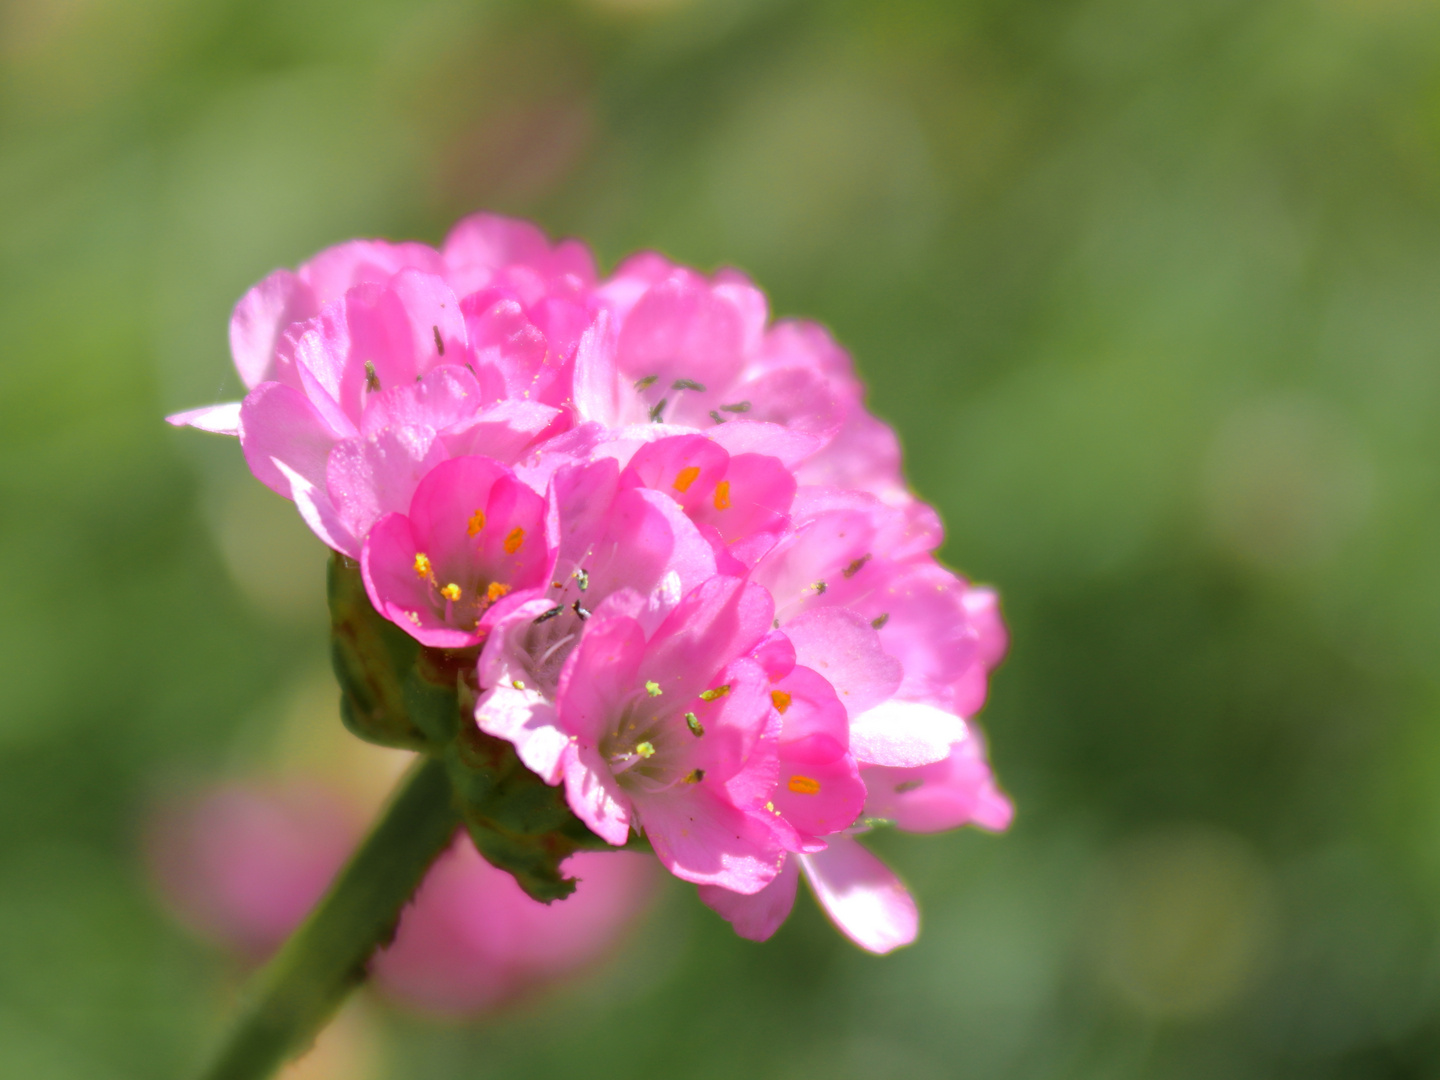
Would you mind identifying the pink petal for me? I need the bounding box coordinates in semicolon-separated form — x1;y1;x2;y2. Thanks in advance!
635;787;783;894
563;745;632;846
442;213;596;297
229;270;317;389
697;857;799;942
360;364;485;439
555;616;648;746
238;382;336;501
798;836;917;954
642;577;774;705
473;685;568;784
707;420;823;469
848;700;968;768
166;402;242;436
360;512;478;648
862;736;1013;834
772;738;865;848
783;607;901;718
326;425;447;547
441;400;564;462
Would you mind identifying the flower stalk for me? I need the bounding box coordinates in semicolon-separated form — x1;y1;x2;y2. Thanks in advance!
196;754;460;1080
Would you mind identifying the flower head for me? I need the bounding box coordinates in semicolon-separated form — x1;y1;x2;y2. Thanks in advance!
169;211;1011;954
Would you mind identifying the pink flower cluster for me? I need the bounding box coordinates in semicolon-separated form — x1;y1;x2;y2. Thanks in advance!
147;780;655;1013
171;214;1011;953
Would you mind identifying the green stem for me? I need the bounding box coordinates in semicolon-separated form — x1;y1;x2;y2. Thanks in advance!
197;755;460;1080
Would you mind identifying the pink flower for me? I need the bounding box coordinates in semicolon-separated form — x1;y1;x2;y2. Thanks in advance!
371;840;655;1017
550;575;786;893
147;779;656;1014
361;456;549;648
145;781;359;960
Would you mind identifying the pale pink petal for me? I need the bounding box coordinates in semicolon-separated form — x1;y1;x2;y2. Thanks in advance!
799;836;917;954
238;382;336;501
635;787;783;894
848;700;968;768
563;746;632;846
442;212;596;297
697;857;799;942
642;577;774;705
166;402;242;436
229;269;317;389
783;607;901;718
441;400;563;462
326;425;447;546
863;736;1014;834
473;685;568;784
707;419;823;468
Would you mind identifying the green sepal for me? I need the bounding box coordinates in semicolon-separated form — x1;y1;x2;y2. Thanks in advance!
328;552;650;902
328;555;429;751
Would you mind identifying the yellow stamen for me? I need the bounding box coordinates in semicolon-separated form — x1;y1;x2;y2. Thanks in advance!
511;680;526;690
673;465;701;493
440;583;461;602
503;527;525;554
699;685;730;702
788;775;822;796
713;480;731;510
413;552;432;577
771;690;792;714
467;509;486;536
487;581;510;603
635;741;656;759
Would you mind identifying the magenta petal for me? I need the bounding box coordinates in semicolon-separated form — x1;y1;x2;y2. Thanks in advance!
555;616;648;745
166;402;241;436
772;740;864;847
360;513;477;648
784;607;901;718
643;577;774;704
799;836;918;954
849;700;968;768
698;857;799;942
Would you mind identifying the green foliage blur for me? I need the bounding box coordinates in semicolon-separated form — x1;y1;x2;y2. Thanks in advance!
3;0;1440;1075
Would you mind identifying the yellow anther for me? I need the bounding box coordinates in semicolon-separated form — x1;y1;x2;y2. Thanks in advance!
788;775;822;796
503;527;525;554
467;509;486;536
487;581;510;603
713;480;731;510
685;768;705;784
511;680;526;690
440;583;462;602
771;690;792;714
645;680;663;697
673;465;701;493
635;741;656;759
699;685;730;702
413;552;432;577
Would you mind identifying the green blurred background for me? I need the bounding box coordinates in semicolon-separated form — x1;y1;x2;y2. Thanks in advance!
5;0;1440;1075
